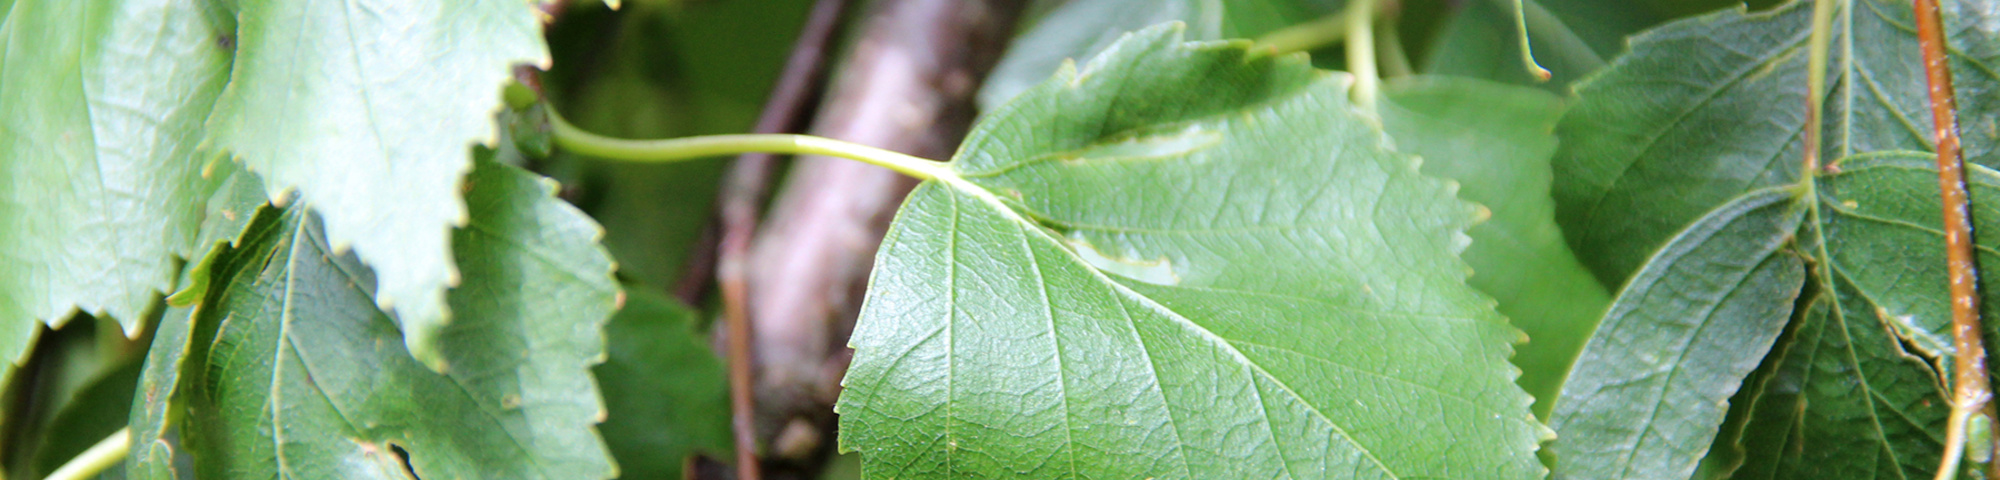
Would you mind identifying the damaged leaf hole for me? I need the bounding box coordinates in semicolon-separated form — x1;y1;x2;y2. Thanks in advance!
360;439;421;479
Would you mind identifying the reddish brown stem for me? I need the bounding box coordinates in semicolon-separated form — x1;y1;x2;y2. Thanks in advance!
1914;0;1997;476
717;0;849;478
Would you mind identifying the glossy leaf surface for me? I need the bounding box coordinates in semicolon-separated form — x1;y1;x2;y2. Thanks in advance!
840;25;1546;479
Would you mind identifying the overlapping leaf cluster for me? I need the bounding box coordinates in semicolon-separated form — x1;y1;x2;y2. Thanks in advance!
0;0;541;366
0;0;633;478
1546;1;2000;478
14;0;1999;478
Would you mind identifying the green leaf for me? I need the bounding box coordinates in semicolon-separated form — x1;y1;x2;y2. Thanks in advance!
593;288;732;480
1717;154;2000;478
203;0;549;367
130;162;269;480
977;0;1336;109
1728;286;1949;478
1545;1;2000;475
1546;189;1806;479
838;25;1547;479
1551;0;2000;287
1379;76;1609;418
1;0;548;370
0;0;234;362
166;158;616;479
127;305;196;480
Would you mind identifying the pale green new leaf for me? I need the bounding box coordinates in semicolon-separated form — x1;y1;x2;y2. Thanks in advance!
839;25;1547;479
1379;77;1610;418
1551;0;2000;286
0;0;233;362
163;158;615;479
204;0;549;367
1546;189;1805;479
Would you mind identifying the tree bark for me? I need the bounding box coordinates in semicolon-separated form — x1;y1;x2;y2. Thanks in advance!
742;0;1021;458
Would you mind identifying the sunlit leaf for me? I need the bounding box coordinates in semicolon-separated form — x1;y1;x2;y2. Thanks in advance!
204;0;549;367
0;0;234;362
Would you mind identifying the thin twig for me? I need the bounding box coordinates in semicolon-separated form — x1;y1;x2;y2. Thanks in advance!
1802;0;1836;174
716;0;849;477
1507;0;1550;80
683;0;849;304
1914;0;1997;477
1347;0;1380;112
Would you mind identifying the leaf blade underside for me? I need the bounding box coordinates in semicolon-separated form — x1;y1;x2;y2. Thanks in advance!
1547;189;1806;480
840;25;1547;479
1551;0;2000;288
0;0;234;361
1547;1;2000;477
156;158;616;480
205;0;551;367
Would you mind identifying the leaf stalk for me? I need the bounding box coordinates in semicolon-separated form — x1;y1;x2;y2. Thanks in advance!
1802;0;1835;173
1508;0;1551;80
708;0;849;478
1346;0;1380;112
45;428;129;480
547;110;949;181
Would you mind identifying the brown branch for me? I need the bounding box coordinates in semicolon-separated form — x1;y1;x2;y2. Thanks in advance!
715;0;850;478
742;0;1020;467
1914;0;1997;477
